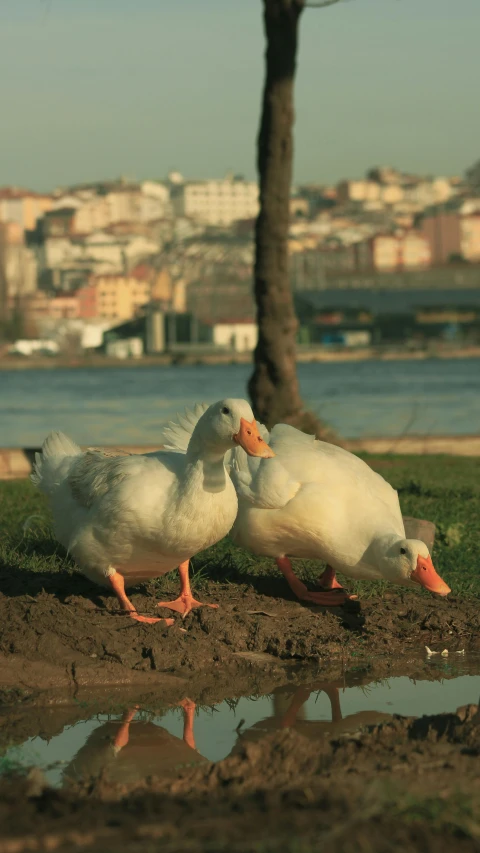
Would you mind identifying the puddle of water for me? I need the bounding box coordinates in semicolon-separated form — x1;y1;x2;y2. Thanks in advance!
2;657;479;789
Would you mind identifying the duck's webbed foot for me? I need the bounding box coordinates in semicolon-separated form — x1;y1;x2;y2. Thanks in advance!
316;565;358;601
276;558;353;606
131;612;172;625
316;565;344;590
156;560;219;619
157;594;219;618
108;571;174;626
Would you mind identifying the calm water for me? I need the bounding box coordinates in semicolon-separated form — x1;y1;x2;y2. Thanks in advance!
1;358;479;447
2;657;479;788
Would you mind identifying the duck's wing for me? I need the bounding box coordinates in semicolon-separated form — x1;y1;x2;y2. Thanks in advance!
268;423;404;535
231;451;300;510
66;449;155;509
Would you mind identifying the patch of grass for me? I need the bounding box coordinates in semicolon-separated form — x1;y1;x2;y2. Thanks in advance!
383;785;480;839
366;454;480;599
0;745;38;776
0;480;76;585
1;453;479;600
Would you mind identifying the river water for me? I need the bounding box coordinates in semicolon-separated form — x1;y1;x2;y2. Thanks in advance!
1;357;479;447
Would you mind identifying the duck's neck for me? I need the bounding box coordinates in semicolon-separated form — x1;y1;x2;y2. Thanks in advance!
373;533;402;555
372;533;403;578
185;444;228;494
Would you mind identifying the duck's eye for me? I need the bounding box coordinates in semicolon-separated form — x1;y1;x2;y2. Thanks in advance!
400;547;407;555
221;406;230;415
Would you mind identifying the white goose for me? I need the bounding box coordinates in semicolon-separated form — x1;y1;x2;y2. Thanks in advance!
31;398;273;624
161;406;450;605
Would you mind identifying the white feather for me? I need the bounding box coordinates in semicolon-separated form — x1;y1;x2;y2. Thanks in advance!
160;403;210;453
29;400;258;591
30;430;82;494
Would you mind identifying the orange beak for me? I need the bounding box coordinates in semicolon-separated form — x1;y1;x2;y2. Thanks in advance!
411;555;451;596
233;418;275;458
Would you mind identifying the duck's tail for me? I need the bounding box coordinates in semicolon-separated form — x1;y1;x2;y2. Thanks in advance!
30;431;82;495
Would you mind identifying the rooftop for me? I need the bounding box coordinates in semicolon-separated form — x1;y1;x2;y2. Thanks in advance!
295;287;480;316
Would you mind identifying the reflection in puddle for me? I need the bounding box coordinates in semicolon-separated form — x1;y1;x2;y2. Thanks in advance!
65;699;207;786
2;659;480;789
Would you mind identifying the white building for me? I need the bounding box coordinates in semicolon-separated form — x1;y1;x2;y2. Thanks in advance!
171;176;259;226
139;182;172;222
337;180;381;204
104;190;141;225
40;231;159;277
212;321;257;353
403;179;455;209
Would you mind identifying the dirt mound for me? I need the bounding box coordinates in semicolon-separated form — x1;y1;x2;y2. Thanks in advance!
0;704;479;853
0;567;479;701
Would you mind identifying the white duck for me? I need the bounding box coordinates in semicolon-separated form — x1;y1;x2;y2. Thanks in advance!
161;406;450;605
31;398;273;624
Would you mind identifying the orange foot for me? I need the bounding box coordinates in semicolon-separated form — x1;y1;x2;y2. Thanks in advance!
157;594;219;618
178;697;196;750
109;570;175;625
316;566;344;590
299;588;351;606
316;565;358;602
130;612;175;626
276;557;354;607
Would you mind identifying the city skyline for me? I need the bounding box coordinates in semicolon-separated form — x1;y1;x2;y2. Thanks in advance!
0;0;479;191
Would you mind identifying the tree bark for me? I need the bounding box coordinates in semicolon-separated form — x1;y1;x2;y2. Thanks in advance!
248;0;305;429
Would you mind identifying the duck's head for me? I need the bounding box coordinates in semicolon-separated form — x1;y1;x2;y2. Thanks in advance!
193;399;275;459
388;539;451;596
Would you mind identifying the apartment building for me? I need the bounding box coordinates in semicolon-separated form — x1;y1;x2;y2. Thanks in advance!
171;176;259;226
0;188;53;231
460;214;480;262
90;274;151;322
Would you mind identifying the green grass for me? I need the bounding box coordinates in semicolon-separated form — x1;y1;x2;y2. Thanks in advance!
1;454;479;600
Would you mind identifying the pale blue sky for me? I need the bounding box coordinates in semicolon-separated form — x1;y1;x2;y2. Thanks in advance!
0;0;478;191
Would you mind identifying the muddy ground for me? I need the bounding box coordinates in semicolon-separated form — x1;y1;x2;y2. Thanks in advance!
0;702;479;853
1;571;480;851
0;561;479;705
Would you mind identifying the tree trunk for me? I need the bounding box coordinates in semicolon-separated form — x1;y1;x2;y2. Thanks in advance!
248;0;305;429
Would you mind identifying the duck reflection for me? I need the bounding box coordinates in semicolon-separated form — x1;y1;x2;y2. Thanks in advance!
64;698;207;786
230;681;393;752
63;681;394;786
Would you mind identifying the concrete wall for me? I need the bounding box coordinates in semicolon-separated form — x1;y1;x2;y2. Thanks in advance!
213;323;258;352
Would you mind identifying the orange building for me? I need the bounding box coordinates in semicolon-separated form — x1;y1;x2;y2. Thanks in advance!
89;274;151;321
0;188;52;231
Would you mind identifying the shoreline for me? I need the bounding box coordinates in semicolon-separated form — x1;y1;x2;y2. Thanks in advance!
2;434;480;480
1;344;480;370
